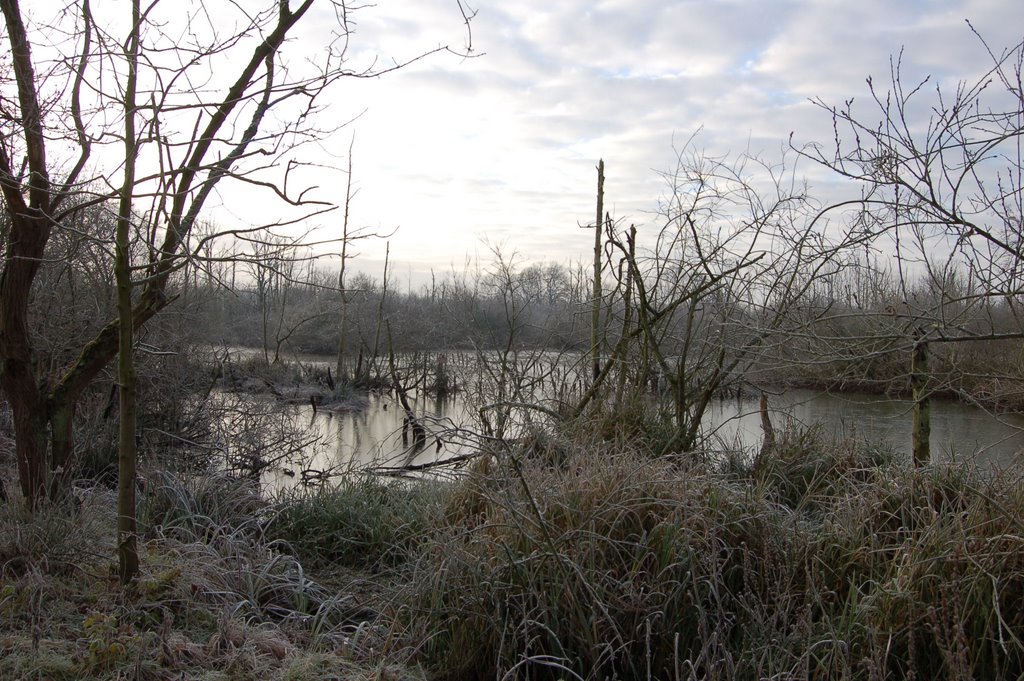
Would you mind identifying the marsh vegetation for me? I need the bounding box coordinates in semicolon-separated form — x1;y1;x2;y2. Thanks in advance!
2;2;1024;678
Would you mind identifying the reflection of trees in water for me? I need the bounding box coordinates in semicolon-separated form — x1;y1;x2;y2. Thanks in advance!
704;389;1024;467
240;358;1024;493
284;390;474;484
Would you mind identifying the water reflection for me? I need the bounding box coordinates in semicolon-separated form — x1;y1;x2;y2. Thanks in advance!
263;387;1024;490
705;389;1024;469
263;392;475;489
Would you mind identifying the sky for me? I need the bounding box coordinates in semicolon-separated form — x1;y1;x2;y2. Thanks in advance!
285;0;1024;284
17;0;1024;286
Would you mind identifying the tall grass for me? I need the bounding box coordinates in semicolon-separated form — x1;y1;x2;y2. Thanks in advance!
0;470;427;680
143;469;266;541
266;476;449;570
6;410;1024;680
395;428;1024;680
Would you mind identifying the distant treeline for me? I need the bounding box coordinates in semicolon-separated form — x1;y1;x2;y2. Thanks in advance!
167;247;1024;410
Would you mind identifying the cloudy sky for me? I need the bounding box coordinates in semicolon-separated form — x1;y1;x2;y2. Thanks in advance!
293;0;1022;282
19;0;1024;283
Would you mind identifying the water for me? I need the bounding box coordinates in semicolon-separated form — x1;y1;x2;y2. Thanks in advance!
704;389;1024;469
262;391;477;489
259;385;1024;489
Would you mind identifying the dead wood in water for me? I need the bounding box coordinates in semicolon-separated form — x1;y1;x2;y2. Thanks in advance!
370;450;480;476
387;323;426;449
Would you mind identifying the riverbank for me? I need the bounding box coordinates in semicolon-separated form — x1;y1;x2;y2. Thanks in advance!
3;423;1024;679
218;354;371;412
753;346;1024;415
222;344;1024;420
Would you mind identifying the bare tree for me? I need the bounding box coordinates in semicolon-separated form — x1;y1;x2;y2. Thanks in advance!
801;31;1024;287
0;0;473;519
588;140;867;453
795;31;1024;462
114;0;142;582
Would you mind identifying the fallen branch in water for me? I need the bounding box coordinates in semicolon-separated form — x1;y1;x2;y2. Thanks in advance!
369;451;482;476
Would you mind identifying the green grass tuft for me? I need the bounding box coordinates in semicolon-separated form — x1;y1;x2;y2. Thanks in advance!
266;476;448;570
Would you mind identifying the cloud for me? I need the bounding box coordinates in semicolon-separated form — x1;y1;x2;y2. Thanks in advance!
21;0;1024;284
247;0;1024;282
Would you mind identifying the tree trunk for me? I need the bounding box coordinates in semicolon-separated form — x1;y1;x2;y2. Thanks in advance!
2;371;47;508
0;211;52;511
370;243;390;379
591;159;604;382
911;334;930;467
336;135;355;382
614;225;636;409
48;402;77;499
115;0;141;583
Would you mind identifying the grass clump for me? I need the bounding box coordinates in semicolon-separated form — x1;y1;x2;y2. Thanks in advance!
266;476;448;570
142;469;266;541
0;470;424;681
5;413;1024;680
729;423;899;512
394;432;1024;680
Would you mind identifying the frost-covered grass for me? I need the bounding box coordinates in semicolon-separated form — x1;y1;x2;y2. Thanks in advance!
4;422;1024;680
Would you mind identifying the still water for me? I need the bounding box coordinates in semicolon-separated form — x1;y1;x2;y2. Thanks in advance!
705;389;1024;469
262;387;1024;488
262;392;476;489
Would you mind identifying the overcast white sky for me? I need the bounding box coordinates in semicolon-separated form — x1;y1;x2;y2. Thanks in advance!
19;0;1024;284
284;0;1022;283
